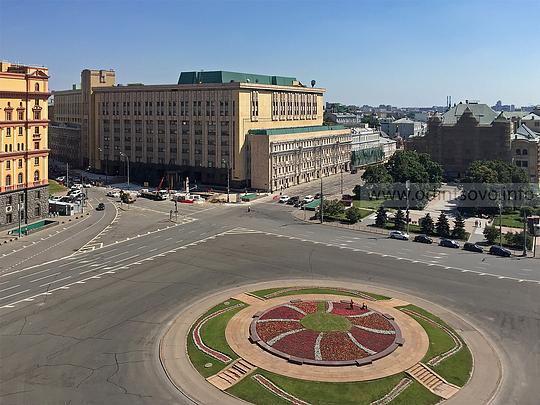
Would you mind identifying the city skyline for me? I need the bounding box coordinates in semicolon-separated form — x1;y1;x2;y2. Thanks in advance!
1;0;539;107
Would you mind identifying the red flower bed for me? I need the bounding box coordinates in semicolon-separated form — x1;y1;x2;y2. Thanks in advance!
255;321;301;341
349;314;394;331
319;332;368;360
350;327;395;352
329;301;370;316
272;330;320;360
253;301;399;364
259;306;304;321
292;301;318;314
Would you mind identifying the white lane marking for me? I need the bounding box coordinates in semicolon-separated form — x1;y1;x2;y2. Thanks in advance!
0;284;20;293
18;268;53;279
29;272;61;283
39;275;72;287
0;289;30;301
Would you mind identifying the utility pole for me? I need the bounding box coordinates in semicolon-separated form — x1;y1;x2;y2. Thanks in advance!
98;147;108;185
66;162;69;187
498;199;503;247
340;165;343;196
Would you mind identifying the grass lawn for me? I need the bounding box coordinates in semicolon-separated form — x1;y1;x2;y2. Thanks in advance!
398;305;472;387
353;199;385;210
228;370;440;405
301;312;351;332
187;299;245;377
249;287;389;301
497;212;525;229
48;180;67;195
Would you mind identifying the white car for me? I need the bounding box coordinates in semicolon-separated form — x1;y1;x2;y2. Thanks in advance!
106;189;120;198
303;195;314;203
389;230;409;240
279;195;290;203
83;183;92;188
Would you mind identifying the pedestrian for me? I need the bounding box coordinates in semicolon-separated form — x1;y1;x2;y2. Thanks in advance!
247;206;251;213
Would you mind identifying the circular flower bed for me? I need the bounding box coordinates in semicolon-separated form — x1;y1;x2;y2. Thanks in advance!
249;300;403;366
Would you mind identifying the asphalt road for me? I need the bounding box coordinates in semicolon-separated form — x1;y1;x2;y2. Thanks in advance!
0;186;539;404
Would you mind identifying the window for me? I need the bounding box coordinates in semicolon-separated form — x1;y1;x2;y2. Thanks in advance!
516;149;521;155
34;126;39;134
6;111;12;120
35;83;40;92
34;171;40;181
18;111;23;120
34;205;41;216
34;141;40;150
6;128;11;136
34;110;41;120
19;127;23;135
5;175;11;186
34;157;39;165
522;161;528;167
18;159;23;168
36;190;41;199
522;149;528;155
6;160;11;169
17;173;23;184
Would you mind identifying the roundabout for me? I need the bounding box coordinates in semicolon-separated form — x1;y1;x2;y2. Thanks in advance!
159;281;494;405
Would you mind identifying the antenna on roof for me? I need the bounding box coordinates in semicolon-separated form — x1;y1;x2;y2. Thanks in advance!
311;80;316;88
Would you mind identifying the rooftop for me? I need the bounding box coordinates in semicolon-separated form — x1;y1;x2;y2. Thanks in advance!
178;71;300;86
249;125;347;136
440;102;499;125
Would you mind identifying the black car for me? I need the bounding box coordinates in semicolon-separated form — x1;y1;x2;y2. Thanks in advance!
439;238;460;248
414;234;433;244
489;245;511;257
287;196;300;205
96;203;105;211
463;242;483;253
314;193;321;199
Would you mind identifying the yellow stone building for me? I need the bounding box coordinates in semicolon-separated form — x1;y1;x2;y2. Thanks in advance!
0;62;50;228
52;70;351;190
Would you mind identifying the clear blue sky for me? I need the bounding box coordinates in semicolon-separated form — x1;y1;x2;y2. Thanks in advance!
1;0;539;107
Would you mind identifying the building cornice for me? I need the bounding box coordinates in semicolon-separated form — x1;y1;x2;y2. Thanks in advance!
0;149;50;161
0;91;51;99
90;83;326;94
0;120;49;126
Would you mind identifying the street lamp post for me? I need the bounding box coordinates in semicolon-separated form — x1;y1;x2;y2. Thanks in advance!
120;152;130;189
98;147;108;185
319;145;324;224
405;180;411;235
222;159;230;203
17;194;22;238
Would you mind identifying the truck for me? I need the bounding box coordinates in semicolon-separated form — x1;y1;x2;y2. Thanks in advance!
120;190;137;204
139;189;167;201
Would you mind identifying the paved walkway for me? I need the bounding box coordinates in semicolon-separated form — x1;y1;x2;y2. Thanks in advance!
159;280;502;405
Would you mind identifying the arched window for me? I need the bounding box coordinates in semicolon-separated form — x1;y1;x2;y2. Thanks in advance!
6;175;11;186
35;83;40;92
17;173;23;184
34;171;40;181
522;149;528;155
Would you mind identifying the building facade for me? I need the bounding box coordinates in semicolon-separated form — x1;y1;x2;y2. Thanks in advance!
0;62;50;228
406;102;512;178
349;125;397;168
380;117;424;139
48;122;81;167
512;124;540;184
53;70;349;190
249;125;351;191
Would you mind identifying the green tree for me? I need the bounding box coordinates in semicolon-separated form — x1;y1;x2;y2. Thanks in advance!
320;199;345;219
483;226;500;244
436;213;451;237
451;214;467;240
346;207;362;224
505;231;533;250
361;164;392;185
420;213;435;235
375;206;387;228
394;209;406;231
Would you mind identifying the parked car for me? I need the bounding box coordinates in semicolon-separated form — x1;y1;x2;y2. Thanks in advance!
279;195;290;203
389;230;409;240
439;238;460;249
314;193;321;199
106;189;120;198
286;196;299;205
96;203;105;211
83;183;93;188
463;242;483;253
489;245;511;257
55;176;65;182
414;234;433;244
303;195;314;204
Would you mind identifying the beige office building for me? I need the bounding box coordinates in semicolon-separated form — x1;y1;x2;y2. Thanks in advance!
52;70;351;190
